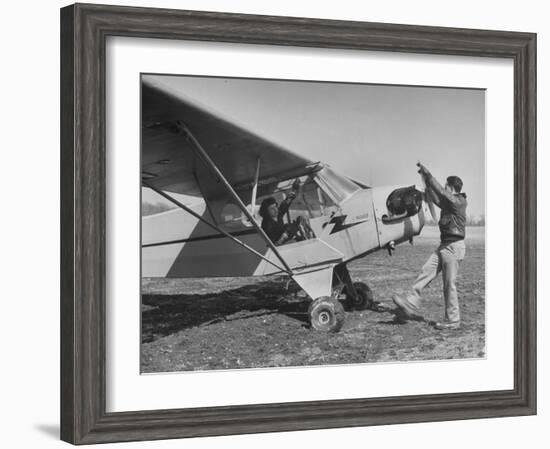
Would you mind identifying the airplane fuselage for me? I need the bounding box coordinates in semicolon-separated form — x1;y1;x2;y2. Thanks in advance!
142;184;426;278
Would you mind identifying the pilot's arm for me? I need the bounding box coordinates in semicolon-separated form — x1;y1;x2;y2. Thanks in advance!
274;231;290;246
262;219;289;246
277;183;299;220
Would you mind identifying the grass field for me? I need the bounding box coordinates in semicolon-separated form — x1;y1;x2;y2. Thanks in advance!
141;226;485;373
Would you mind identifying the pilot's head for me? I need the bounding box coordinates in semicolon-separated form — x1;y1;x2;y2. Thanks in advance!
445;176;463;194
260;197;278;220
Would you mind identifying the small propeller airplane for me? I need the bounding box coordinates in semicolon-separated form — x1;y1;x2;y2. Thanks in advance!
141;77;431;333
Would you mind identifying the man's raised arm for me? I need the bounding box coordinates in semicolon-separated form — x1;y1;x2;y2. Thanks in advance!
425;186;441;208
417;163;457;206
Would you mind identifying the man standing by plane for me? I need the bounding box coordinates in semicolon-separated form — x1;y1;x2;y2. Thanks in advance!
393;163;468;330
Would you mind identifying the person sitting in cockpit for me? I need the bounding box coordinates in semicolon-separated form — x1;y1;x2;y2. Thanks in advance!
259;181;313;246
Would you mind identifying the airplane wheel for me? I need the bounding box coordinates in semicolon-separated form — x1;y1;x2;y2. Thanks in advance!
308;296;345;333
345;282;374;311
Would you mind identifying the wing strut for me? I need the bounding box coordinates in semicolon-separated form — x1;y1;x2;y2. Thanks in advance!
250;157;260;213
142;180;290;275
173;120;294;275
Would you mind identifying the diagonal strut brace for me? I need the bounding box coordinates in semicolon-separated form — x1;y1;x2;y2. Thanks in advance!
172;120;294;275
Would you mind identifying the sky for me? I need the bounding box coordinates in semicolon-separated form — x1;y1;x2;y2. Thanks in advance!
143;75;485;217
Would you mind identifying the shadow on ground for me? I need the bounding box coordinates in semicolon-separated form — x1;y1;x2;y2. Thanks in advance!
142;278;311;343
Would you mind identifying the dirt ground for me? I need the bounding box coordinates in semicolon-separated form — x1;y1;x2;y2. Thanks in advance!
141;226;485;373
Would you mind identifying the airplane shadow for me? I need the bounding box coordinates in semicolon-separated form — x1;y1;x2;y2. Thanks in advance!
141;279;310;343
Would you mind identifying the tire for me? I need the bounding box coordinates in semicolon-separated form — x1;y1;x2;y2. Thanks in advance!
308;296;345;333
345;282;374;311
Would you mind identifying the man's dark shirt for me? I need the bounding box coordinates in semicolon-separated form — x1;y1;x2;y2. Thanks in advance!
261;198;292;244
425;174;468;243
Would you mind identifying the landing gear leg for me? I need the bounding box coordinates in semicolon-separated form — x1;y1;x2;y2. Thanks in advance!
335;264;375;311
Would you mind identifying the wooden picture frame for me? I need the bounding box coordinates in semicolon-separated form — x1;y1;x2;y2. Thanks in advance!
60;3;536;444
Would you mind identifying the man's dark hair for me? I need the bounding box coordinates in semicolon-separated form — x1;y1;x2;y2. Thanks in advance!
259;197;277;219
446;176;463;193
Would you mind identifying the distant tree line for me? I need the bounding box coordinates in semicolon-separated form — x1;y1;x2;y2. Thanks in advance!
424;214;485;227
467;214;485;226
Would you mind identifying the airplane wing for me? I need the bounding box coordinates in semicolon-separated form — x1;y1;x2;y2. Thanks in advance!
142;76;318;200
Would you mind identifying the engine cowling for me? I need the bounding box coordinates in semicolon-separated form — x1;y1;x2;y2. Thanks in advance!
382;186;423;223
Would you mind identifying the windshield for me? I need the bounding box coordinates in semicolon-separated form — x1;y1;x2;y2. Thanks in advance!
315;166;361;204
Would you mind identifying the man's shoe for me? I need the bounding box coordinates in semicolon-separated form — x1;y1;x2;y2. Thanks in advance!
434;321;461;330
392;295;423;321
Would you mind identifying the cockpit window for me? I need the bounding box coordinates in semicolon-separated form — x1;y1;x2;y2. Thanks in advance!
215;168;357;231
287;177;336;220
315;166;360;204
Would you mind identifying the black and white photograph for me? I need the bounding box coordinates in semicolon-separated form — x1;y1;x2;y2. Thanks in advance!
140;74;486;373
